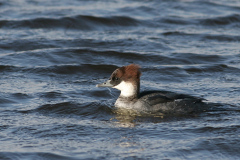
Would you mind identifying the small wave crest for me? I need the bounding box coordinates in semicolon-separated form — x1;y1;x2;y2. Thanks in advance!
0;152;79;160
0;15;140;30
200;14;240;26
23;101;113;120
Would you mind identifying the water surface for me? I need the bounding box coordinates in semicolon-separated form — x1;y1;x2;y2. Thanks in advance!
0;0;240;159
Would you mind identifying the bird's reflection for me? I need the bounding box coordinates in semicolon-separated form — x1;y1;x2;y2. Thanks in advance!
110;107;166;127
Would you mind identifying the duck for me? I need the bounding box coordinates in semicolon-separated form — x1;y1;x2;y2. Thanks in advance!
96;64;207;114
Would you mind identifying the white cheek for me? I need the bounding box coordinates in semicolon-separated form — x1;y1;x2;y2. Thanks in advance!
113;81;128;90
113;81;135;97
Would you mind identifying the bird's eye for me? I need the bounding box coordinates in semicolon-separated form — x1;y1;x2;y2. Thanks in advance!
112;77;119;81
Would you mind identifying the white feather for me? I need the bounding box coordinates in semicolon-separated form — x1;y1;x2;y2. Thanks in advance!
113;81;135;97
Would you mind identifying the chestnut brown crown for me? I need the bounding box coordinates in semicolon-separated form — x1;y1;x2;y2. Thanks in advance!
110;64;141;81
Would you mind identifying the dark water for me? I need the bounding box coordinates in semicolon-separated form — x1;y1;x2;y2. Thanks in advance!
0;0;240;159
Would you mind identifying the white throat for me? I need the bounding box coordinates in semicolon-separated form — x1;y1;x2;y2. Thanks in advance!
113;81;136;97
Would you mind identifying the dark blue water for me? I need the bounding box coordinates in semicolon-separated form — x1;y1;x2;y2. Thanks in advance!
0;0;240;159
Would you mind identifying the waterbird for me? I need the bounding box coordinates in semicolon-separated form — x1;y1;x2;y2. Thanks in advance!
97;64;207;114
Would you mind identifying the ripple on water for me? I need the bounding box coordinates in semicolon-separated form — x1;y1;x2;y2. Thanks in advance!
0;0;240;159
0;15;140;30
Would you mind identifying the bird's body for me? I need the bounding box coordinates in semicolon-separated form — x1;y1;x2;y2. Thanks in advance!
97;64;207;114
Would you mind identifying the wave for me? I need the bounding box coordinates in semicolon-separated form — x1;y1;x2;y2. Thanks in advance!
162;31;240;42
28;64;118;78
202;34;240;42
0;65;15;71
200;14;240;26
0;97;16;104
184;64;240;74
0;48;174;69
159;14;240;27
21;100;113;120
143;64;240;75
160;17;193;25
0;15;140;30
0;62;118;78
2;14;238;31
0;152;79;160
1;49;236;76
